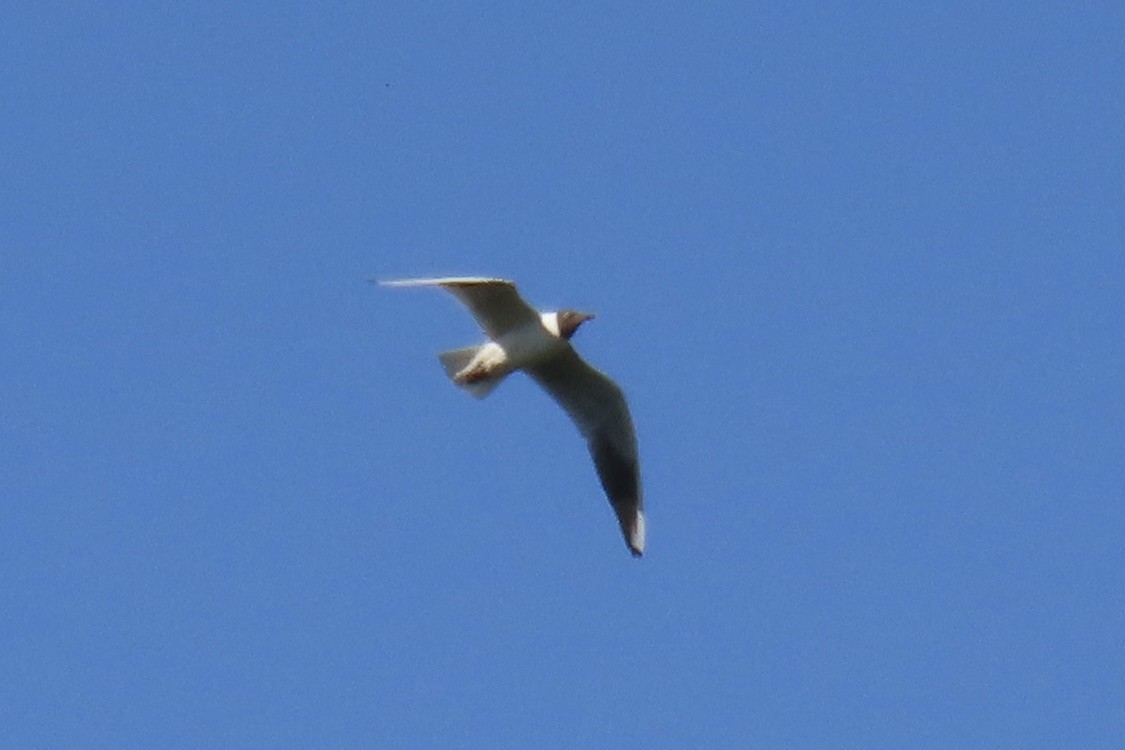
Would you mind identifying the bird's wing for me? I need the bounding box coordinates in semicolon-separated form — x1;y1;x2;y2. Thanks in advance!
379;277;542;340
526;347;645;556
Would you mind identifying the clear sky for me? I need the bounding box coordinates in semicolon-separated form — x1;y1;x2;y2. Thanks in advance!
3;3;1123;748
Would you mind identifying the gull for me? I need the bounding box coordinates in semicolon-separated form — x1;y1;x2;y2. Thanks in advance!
380;276;645;557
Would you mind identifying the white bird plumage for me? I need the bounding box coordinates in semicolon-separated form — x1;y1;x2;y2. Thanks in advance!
379;276;645;557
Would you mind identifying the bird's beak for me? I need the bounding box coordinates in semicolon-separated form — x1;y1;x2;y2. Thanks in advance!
580;312;596;322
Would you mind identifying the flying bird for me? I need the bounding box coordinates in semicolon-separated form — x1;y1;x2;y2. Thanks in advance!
380;276;645;557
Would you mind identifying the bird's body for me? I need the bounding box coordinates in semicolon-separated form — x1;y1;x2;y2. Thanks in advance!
448;312;568;387
380;276;645;557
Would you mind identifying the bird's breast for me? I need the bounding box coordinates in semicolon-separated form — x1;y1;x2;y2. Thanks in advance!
497;323;566;368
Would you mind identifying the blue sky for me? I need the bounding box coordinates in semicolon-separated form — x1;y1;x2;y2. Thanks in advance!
3;2;1123;747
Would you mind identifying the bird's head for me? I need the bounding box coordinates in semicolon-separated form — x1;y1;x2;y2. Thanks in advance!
555;309;595;340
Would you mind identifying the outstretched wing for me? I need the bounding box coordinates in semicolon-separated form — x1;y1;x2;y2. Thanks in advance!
380;277;541;340
527;347;645;557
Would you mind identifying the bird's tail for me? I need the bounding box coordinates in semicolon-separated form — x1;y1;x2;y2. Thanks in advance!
437;345;506;399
